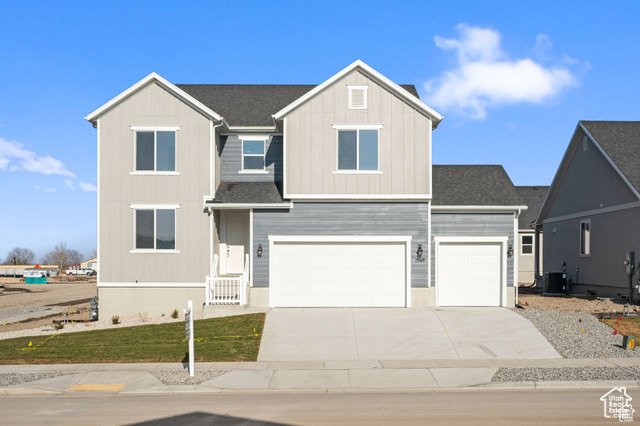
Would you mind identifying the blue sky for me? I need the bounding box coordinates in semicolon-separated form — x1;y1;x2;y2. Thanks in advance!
1;1;639;261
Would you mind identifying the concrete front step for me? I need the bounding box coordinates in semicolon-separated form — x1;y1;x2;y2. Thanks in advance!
202;304;270;319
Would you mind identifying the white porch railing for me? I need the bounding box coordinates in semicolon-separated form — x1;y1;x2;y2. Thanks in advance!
206;254;249;305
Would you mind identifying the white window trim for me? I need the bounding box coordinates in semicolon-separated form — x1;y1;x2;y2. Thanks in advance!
333;124;383;173
520;234;534;256
131;126;179;174
239;135;269;174
348;85;368;109
580;219;591;257
130;204;180;253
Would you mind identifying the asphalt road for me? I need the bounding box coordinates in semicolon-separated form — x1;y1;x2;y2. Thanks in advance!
0;388;627;425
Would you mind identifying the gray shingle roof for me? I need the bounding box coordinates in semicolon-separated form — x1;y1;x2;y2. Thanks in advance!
432;165;523;206
177;84;420;127
515;186;549;230
581;121;640;194
212;182;284;204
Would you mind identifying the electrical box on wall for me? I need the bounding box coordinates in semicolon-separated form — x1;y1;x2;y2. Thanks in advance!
626;252;635;275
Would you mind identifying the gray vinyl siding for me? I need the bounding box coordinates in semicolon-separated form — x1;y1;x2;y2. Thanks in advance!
546;130;638;219
431;213;515;287
220;135;282;182
284;69;432;197
542;206;640;295
252;202;429;287
98;82;210;284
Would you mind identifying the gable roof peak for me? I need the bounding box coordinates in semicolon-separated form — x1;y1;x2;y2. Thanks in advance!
272;60;443;126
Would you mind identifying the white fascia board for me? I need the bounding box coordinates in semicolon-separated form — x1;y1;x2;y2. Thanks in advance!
286;194;432;200
204;202;293;210
226;126;279;133
431;205;528;212
85;72;225;125
98;282;206;288
542;200;640;224
579;122;640;201
272;60;443;125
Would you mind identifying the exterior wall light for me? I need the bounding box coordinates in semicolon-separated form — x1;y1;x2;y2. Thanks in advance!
507;245;514;258
257;244;263;258
416;244;425;263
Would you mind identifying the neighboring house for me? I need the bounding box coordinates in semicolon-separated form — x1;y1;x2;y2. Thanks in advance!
515;186;549;285
81;257;98;274
86;60;523;318
536;121;640;300
431;165;525;307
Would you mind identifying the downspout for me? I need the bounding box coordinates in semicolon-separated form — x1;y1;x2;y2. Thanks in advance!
208;119;225;292
514;208;521;306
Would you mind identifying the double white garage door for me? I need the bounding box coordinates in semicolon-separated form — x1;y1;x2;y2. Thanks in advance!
269;238;504;308
271;240;408;307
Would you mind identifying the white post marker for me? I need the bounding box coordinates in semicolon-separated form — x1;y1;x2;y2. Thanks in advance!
184;300;194;377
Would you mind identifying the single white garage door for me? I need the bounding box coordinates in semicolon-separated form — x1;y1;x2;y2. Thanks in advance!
437;242;502;306
272;241;407;307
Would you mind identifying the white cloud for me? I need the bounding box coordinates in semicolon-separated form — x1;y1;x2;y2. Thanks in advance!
0;138;76;177
64;179;75;190
424;25;577;120
42;188;56;193
78;181;97;192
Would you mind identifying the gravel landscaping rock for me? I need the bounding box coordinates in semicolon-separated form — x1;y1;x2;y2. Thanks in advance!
150;370;229;385
513;308;639;358
0;372;74;387
493;366;640;382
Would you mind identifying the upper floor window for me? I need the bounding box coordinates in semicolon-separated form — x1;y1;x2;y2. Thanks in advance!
239;135;269;174
130;126;179;175
521;235;533;255
580;219;591;256
131;204;180;253
333;124;383;173
348;86;368;109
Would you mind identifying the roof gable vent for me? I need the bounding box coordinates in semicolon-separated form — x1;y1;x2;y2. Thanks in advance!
348;86;368;109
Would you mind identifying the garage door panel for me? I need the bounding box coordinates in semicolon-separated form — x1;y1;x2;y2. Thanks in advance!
272;241;407;307
438;242;502;307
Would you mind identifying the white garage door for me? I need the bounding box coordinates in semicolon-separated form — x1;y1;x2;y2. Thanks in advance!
437;242;502;306
272;241;407;307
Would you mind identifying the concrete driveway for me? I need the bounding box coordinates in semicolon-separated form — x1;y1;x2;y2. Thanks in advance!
257;308;560;361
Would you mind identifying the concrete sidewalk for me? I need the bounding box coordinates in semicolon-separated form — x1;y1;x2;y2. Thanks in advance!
2;358;640;395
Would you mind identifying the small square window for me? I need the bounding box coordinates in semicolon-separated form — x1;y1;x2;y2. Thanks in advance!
135;130;176;172
521;235;533;255
242;139;266;171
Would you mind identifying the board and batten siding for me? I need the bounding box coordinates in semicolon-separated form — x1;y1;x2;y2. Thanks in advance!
430;213;515;287
219;135;283;182
285;69;432;196
546;130;638;220
252;202;429;288
99;82;211;284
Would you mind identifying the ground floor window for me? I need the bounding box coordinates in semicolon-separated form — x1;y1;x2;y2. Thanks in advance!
521;235;533;254
135;208;176;250
580;219;590;256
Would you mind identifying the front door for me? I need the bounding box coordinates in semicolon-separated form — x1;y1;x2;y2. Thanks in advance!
226;212;247;274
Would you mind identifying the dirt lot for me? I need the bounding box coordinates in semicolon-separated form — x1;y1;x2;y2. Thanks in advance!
518;292;640;314
0;278;97;333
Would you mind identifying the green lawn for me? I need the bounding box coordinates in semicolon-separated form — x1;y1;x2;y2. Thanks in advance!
0;313;265;364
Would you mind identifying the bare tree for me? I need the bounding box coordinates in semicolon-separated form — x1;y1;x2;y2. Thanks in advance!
3;247;36;265
41;242;83;271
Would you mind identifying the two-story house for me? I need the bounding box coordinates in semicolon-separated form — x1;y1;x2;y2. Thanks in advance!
86;60;525;319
